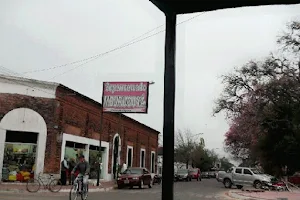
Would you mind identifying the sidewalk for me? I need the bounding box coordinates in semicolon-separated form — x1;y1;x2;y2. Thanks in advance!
0;181;116;193
228;190;300;200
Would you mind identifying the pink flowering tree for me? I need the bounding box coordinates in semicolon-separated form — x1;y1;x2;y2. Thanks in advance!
214;21;300;174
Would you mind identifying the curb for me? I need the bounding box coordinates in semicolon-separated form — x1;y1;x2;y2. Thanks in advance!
0;186;115;194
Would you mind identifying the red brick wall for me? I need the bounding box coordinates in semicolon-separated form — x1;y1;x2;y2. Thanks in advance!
0;93;61;173
0;86;159;175
56;86;159;173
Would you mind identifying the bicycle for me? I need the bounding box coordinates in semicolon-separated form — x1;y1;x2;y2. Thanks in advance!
69;174;89;200
26;172;62;192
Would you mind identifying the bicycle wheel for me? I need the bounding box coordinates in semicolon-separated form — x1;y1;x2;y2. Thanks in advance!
26;178;41;193
49;179;62;192
69;183;79;200
81;184;88;200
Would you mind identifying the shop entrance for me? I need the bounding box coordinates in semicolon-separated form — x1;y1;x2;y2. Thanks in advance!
89;145;105;179
2;131;38;182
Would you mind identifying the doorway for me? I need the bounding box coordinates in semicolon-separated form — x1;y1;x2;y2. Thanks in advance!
112;135;120;179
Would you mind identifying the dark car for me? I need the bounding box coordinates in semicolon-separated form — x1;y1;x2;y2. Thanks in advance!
208;171;217;178
201;171;210;179
117;167;152;189
175;169;192;182
189;168;201;181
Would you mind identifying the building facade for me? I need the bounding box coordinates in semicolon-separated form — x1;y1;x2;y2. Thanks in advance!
0;75;159;182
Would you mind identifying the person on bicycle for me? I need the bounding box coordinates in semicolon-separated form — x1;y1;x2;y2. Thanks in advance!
71;154;90;191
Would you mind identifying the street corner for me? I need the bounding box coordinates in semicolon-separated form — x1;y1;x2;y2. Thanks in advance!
0;185;115;195
222;190;243;200
225;190;265;200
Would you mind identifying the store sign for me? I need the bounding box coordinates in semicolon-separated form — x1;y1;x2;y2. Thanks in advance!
102;82;149;113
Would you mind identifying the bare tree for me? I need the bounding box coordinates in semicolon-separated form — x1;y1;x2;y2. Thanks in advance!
174;129;199;169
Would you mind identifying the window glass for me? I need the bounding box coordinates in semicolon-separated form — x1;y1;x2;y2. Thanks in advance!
3;143;36;182
235;168;242;174
243;169;252;175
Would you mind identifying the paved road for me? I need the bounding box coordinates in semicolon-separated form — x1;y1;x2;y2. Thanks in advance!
0;179;234;200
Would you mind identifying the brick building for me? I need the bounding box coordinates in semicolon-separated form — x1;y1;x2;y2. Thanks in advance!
0;75;159;182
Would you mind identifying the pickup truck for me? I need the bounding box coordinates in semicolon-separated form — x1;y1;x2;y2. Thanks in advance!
216;167;274;189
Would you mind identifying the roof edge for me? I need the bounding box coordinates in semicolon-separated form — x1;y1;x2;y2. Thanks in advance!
57;85;161;135
0;74;160;134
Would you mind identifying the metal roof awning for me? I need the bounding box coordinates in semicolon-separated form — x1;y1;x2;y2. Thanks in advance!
150;0;300;14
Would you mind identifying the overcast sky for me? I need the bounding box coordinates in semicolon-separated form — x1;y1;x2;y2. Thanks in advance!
1;1;300;160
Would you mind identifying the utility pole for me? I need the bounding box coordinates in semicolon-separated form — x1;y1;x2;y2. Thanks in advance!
96;108;103;186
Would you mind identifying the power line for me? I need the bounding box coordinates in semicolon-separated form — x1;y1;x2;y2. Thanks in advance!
0;12;205;95
50;29;165;79
23;12;205;76
22;24;165;75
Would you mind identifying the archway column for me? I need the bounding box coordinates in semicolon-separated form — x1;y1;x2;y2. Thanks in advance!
0;128;6;181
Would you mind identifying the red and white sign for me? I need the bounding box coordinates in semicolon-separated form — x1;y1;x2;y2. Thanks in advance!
102;82;149;113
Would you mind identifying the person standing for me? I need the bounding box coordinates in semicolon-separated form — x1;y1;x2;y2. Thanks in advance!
121;162;127;173
71;155;90;192
68;158;76;185
61;156;69;185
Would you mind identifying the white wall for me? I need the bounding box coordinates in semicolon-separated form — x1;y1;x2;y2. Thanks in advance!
0;108;48;181
60;133;110;181
0;75;58;99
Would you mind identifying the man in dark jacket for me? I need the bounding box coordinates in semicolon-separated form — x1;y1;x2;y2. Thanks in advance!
61;157;69;185
71;155;90;191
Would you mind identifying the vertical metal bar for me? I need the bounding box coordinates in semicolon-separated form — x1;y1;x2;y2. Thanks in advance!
162;13;176;200
118;113;122;165
96;109;103;186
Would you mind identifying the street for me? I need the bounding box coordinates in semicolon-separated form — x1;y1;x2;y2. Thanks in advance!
0;179;233;200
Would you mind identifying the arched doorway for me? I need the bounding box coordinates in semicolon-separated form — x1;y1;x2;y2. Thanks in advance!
111;134;121;179
0;108;47;181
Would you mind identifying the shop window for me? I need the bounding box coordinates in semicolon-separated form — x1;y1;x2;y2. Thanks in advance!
127;146;133;167
140;149;145;168
88;145;105;179
2;131;38;182
64;142;86;168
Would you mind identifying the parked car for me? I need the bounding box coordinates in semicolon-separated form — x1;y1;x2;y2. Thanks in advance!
189;168;201;181
174;169;192;182
174;173;178;181
217;167;274;189
201;171;210;179
288;172;300;186
117;167;152;189
208;171;217;178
